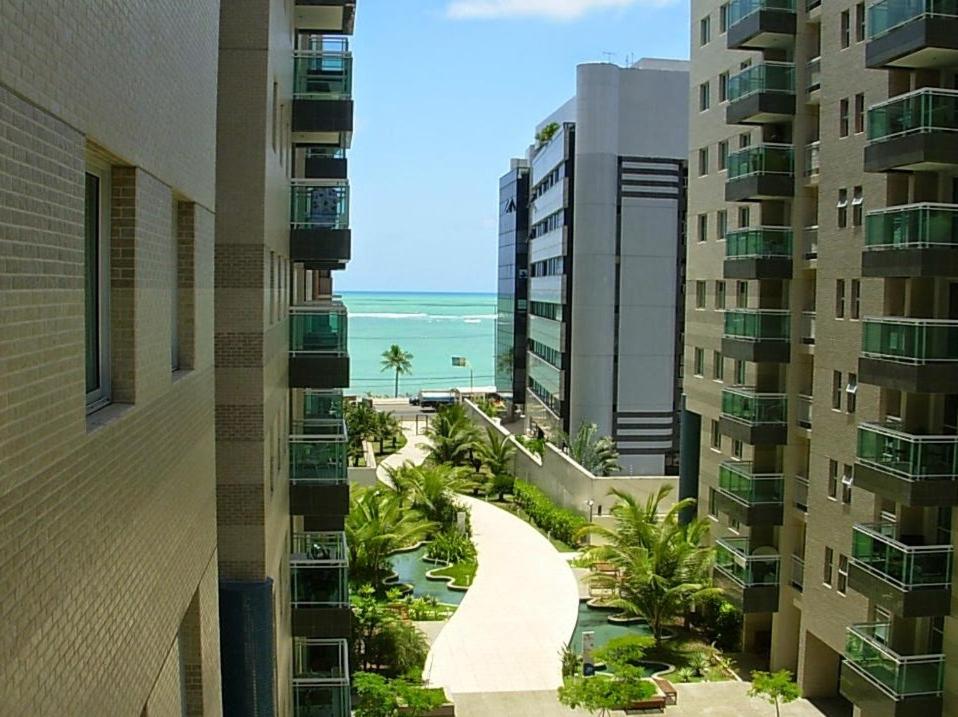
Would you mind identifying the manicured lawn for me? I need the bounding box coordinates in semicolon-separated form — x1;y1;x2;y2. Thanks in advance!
375;431;408;459
432;560;477;588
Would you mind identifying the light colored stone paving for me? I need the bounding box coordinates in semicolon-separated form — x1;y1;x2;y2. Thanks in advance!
376;420;431;486
424;495;580;694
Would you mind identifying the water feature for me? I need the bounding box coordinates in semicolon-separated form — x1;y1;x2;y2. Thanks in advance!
387;545;464;605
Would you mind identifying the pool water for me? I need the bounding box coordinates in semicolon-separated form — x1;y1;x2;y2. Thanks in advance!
387;545;464;605
571;602;653;653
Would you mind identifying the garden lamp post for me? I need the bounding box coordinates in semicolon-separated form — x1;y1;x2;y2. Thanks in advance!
586;499;595;523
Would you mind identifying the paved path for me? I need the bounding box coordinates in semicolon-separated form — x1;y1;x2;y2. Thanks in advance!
375;420;430;486
424;494;580;694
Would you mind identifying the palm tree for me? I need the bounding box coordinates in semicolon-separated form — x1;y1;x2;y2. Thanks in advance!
477;427;516;499
391;462;469;530
345;487;435;585
424;404;481;467
557;423;621;476
380;344;413;398
580;485;718;646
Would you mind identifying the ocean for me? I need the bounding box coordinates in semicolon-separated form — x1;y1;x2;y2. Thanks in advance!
341;291;497;397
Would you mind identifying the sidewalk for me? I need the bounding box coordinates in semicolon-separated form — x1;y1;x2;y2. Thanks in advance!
376;420;430;487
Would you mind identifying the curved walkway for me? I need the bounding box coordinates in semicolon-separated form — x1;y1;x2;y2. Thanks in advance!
423;494;580;694
375;420;430;486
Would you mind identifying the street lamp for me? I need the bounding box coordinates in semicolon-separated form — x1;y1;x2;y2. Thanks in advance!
586;499;595;523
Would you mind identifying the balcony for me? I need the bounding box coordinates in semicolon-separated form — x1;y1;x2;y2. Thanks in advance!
865;89;958;172
807;57;821;100
849;523;952;617
800;312;815;346
804;141;821;185
727;0;797;50
714;537;780;612
841;623;944;717
859;317;958;393
293;41;354;143
722;309;791;363
866;0;958;69
291;532;352;638
293;639;350;717
289;302;350;390
855;422;958;505
725;144;794;202
294;0;357;35
715;461;784;525
862;204;958;277
303;147;348;180
790;554;804;591
301;389;345;421
291;181;351;269
720;387;788;445
723;227;793;280
290;428;350;522
726;63;796;125
802;226;818;261
794;474;809;511
797;394;812;429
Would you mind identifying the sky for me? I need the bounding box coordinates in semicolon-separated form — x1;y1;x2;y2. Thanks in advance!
341;0;691;294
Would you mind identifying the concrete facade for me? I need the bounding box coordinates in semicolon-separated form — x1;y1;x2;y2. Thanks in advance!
0;1;221;714
686;1;958;715
523;59;690;476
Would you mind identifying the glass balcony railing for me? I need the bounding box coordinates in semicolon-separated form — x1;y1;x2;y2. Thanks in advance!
727;144;794;181
851;522;952;590
805;141;821;177
844;623;944;699
857;422;958;480
801;312;816;345
715;537;781;587
293;38;353;100
293;638;350;717
291;182;350;230
728;0;796;26
794;475;809;511
290;304;348;356
302;390;345;422
867;0;958;41
722;387;788;425
725;227;792;259
864;204;958;251
727;62;795;102
290;435;348;483
291;535;349;607
807;57;821;92
861;317;958;364
305;146;346;161
724;310;791;342
791;554;805;591
868;88;958;142
797;394;813;428
718;461;785;505
292;531;348;563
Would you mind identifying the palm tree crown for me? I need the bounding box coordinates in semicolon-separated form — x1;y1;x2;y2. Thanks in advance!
380;344;413;398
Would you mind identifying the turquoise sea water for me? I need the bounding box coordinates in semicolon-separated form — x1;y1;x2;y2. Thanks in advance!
341;291;496;397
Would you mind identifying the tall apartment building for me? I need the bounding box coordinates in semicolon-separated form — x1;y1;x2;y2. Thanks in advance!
497;159;531;414
0;3;222;714
215;0;355;714
686;0;958;713
523;59;689;475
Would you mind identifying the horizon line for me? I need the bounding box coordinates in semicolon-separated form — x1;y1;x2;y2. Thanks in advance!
339;289;497;295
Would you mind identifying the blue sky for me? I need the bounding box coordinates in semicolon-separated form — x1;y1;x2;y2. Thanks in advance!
341;0;690;293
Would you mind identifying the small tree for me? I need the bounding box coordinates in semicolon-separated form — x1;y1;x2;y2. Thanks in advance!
381;344;414;398
749;669;800;717
353;672;446;717
558;671;655;717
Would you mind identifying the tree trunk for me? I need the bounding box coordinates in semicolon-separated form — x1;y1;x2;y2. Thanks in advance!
394;368;400;398
775;699;780;717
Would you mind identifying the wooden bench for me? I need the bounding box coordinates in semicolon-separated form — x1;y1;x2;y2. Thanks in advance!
653;678;678;705
624;695;667;714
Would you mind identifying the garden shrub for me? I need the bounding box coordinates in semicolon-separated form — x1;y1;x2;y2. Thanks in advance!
694;593;743;651
513;480;588;546
425;529;476;565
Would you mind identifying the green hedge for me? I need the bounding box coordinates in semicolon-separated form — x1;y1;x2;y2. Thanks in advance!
513;480;588;546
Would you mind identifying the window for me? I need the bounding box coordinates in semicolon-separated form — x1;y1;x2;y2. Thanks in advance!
271;80;279;152
739;132;751;149
700;15;711;45
713;351;724;381
836;278;846;318
698;147;709;176
738;206;750;228
717;210;728;240
736;281;748;309
838;554;849;594
710;420;722;450
708;487;718;517
700;81;711;111
696;281;707;309
719;72;729;103
847;373;858;414
838;189;849;228
840;98;850;137
718;140;729;170
269;251;276;323
728;516;741;531
850;279;861;319
734;360;746;385
854;94;865;134
828;460;839;499
732;439;743;459
856;2;866;41
842;463;854;504
171;200;180;371
85;165;111;410
841;10;850;48
824;547;834;586
694;348;705;376
720;2;729;32
852;186;864;226
715;280;727;309
832;370;843;410
698;213;708;242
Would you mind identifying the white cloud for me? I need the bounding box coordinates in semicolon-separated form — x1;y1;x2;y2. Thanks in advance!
445;0;653;21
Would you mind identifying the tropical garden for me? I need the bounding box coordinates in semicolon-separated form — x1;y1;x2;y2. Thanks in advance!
345;400;406;467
